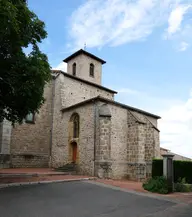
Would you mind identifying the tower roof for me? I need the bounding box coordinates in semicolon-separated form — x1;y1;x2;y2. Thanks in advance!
63;49;106;64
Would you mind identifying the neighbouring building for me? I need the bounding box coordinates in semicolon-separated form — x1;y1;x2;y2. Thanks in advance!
0;49;161;181
160;147;192;161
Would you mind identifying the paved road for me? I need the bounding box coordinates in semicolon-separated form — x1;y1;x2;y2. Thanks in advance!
0;181;191;217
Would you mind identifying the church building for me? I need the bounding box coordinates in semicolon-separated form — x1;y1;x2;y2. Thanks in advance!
0;49;161;181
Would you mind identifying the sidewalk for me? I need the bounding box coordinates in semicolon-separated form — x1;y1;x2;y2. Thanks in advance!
0;168;96;187
0;168;55;174
0;168;67;177
95;179;192;204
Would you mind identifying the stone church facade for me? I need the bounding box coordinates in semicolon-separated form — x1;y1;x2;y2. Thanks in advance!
0;49;161;181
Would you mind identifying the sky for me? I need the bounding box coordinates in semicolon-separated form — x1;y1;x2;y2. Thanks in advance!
28;0;192;158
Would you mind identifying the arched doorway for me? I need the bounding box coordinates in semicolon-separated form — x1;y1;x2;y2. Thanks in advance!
71;142;77;163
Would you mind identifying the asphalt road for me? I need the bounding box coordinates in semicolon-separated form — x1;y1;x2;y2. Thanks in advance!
0;181;191;217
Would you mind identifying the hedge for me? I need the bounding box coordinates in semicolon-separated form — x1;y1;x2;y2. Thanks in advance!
152;159;192;184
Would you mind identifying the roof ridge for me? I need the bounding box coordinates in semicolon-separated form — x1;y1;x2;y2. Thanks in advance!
51;70;117;94
61;95;161;119
63;49;106;64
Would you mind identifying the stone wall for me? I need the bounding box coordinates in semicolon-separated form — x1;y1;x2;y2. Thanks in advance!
51;73;114;171
154;129;160;158
0;119;12;168
51;103;95;176
145;123;155;161
11;154;49;168
95;114;112;179
109;104;128;179
67;53;102;85
0;154;10;168
0;122;2;153
10;81;53;167
61;74;114;108
127;111;147;181
0;119;12;154
147;116;158;128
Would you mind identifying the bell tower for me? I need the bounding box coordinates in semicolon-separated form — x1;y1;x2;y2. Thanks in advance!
63;49;106;85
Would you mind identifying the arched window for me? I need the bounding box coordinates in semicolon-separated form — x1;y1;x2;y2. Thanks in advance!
89;63;94;77
72;63;76;76
70;113;79;138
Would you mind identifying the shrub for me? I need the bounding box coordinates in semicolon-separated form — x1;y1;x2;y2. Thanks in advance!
152;159;192;184
174;177;192;192
143;176;169;194
174;161;192;184
174;183;192;192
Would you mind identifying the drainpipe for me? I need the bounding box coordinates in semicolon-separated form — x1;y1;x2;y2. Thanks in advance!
93;101;97;176
49;75;56;167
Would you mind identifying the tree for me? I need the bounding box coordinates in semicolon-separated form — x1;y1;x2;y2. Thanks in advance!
0;0;51;124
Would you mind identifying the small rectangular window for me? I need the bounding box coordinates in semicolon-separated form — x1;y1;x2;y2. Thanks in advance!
25;113;35;123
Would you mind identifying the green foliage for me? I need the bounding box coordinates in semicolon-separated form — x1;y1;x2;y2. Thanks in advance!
178;177;186;184
152;159;192;184
174;184;192;192
152;159;163;177
174;161;192;184
143;176;169;194
174;177;192;192
0;0;51;124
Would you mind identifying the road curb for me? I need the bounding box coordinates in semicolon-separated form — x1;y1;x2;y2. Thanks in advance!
0;177;97;189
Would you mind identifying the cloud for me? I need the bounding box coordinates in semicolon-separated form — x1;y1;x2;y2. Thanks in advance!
167;5;191;36
52;62;67;72
67;0;192;50
116;87;192;159
178;41;189;51
158;90;192;158
68;0;169;49
164;3;192;50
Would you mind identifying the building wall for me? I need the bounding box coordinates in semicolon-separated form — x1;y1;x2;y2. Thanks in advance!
154;129;160;158
51;103;95;176
67;53;102;85
0;120;12;168
51;74;114;170
109;105;128;179
147;116;158;128
10;81;53;167
0;120;12;154
60;74;114;108
93;103;160;181
160;148;191;161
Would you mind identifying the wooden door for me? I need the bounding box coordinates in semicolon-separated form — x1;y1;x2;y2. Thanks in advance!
72;143;77;163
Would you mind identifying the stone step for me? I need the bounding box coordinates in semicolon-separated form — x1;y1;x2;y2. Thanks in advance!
0;172;68;178
55;163;77;173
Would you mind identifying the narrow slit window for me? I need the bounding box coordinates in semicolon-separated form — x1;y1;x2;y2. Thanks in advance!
89;63;94;77
70;113;80;138
72;63;76;76
73;115;79;138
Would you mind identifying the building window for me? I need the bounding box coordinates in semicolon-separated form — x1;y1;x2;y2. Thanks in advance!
70;113;79;138
89;63;94;77
25;113;35;123
72;63;76;76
